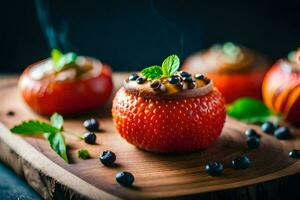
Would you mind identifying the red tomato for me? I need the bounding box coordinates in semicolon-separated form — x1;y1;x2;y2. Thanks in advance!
19;59;113;115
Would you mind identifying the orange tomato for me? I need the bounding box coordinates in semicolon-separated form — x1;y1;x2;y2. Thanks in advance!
262;59;300;123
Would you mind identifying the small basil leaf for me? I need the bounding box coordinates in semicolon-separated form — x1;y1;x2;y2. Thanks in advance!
10;120;60;135
50;113;64;130
77;149;90;160
161;55;180;76
51;49;63;67
43;131;68;163
226;98;273;124
141;65;162;80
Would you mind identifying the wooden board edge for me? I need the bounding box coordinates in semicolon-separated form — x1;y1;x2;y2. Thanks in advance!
0;123;120;200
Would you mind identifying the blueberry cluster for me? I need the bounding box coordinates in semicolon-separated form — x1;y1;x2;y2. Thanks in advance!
128;71;210;92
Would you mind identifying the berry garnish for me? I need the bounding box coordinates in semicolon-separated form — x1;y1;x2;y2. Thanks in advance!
261;122;275;134
195;73;204;80
231;156;251;169
180;71;191;78
288;149;300;159
274;126;290;140
6;110;15;116
83;118;99;132
168;76;181;84
150;80;162;91
204;162;224;176
116;171;134;187
128;73;139;81
245;129;260;138
136;77;146;84
99;150;116;166
183;76;194;83
247;136;260;149
83;132;96;144
187;81;196;89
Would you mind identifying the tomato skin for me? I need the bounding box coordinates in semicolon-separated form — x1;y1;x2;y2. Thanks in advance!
19;62;113;116
206;69;267;103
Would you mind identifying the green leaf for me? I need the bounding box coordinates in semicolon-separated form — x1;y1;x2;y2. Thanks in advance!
50;113;64;130
44;131;68;163
10;120;60;135
51;49;63;67
161;55;180;77
226;98;273;124
77;149;90;160
141;65;162;80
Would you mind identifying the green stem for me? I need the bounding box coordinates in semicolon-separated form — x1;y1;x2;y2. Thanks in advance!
63;130;83;140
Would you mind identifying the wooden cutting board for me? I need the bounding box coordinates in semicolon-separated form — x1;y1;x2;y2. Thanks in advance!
1;74;300;200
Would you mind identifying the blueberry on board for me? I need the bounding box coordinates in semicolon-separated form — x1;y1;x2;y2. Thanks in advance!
231;156;251;170
168;76;181;84
83;132;96;144
274;126;291;140
136;77;146;84
289;149;300;159
99;150;116;166
204;162;224;176
245;129;260;138
261;122;275;134
83;118;99;132
128;73;139;81
247;136;260;149
116;171;134;187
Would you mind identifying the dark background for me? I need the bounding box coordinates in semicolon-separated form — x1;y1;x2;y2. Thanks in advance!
0;0;300;73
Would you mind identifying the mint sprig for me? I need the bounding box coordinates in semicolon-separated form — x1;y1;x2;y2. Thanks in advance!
51;49;77;71
226;97;280;124
141;54;180;80
10;113;69;163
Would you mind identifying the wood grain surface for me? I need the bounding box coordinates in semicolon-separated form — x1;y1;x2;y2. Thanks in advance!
1;75;300;200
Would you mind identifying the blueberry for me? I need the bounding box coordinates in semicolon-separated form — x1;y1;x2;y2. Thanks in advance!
274;126;290;140
261;122;275;134
168;76;181;84
83;132;96;144
180;71;191;78
183;76;194;83
150;80;161;91
195;73;204;80
247;136;260;149
136;77;146;84
188;81;196;89
83;118;99;132
288;149;300;159
231;156;251;169
204;162;224;176
245;129;260;138
116;171;134;187
128;73;139;81
6;110;15;116
99;150;116;166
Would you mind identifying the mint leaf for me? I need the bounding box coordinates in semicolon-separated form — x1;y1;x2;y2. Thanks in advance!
51;49;63;67
51;49;77;71
77;149;90;160
141;65;162;80
10;120;59;135
227;98;274;124
44;131;68;163
161;55;180;77
50;113;63;130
